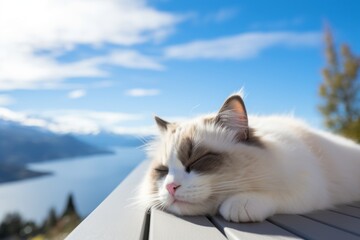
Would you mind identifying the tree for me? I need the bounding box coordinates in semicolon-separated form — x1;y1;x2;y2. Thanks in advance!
56;193;81;236
318;27;360;142
0;213;23;238
62;193;79;218
43;208;58;232
0;213;40;239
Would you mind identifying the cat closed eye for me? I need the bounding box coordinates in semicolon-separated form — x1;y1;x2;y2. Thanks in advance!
154;166;169;178
186;153;220;173
154;166;169;173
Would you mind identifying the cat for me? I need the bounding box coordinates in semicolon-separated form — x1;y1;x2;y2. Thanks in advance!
139;93;360;222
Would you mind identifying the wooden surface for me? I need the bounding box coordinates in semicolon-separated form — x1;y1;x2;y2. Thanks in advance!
332;205;360;218
210;216;301;240
67;161;360;240
150;209;226;240
269;214;359;240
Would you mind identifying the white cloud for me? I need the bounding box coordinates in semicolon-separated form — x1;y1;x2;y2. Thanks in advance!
112;126;156;136
68;89;86;99
41;110;143;134
0;108;207;136
206;8;238;23
164;31;321;60
0;108;48;127
125;88;160;97
0;0;178;48
0;95;15;106
0;48;105;91
106;50;164;70
0;108;146;135
32;80;114;92
0;0;178;90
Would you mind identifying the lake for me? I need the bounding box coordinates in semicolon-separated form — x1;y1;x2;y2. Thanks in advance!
0;147;146;224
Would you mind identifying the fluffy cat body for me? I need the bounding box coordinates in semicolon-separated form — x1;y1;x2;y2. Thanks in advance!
140;94;360;222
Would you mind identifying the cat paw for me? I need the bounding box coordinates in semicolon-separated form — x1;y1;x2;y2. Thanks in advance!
219;194;275;222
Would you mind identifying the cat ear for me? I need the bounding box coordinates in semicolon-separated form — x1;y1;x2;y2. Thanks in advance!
154;116;170;132
216;95;249;141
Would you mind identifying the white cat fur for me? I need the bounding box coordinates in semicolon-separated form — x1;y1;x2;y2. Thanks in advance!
140;94;360;222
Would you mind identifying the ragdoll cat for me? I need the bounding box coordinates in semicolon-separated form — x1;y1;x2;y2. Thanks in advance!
140;93;360;222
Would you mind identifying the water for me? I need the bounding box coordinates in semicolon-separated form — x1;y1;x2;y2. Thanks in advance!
0;147;146;223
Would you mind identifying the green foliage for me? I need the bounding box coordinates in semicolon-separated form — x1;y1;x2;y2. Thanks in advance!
42;208;58;232
0;213;23;238
0;193;81;239
0;213;40;239
318;27;360;142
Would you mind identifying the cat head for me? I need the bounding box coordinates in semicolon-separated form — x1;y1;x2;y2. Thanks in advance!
142;94;262;215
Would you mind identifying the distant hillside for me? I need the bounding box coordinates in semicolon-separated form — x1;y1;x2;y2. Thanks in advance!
76;132;151;148
0;120;111;165
0;163;49;184
0;119;153;184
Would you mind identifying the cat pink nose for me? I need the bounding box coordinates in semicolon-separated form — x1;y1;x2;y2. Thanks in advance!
166;183;180;196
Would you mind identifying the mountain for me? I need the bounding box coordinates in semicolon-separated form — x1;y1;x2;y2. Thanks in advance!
0;119;113;184
0;163;50;184
0;120;111;165
0;119;154;184
76;132;152;148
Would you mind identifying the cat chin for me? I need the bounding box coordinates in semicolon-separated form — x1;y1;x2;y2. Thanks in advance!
165;202;188;215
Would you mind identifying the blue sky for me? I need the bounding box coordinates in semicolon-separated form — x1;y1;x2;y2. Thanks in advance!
0;0;359;135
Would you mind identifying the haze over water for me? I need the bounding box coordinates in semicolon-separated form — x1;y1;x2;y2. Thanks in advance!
0;147;145;223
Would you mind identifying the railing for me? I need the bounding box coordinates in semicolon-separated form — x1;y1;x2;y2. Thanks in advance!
66;161;150;240
67;161;360;240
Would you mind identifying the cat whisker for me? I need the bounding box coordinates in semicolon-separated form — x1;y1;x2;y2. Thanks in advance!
127;192;166;208
127;198;161;208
